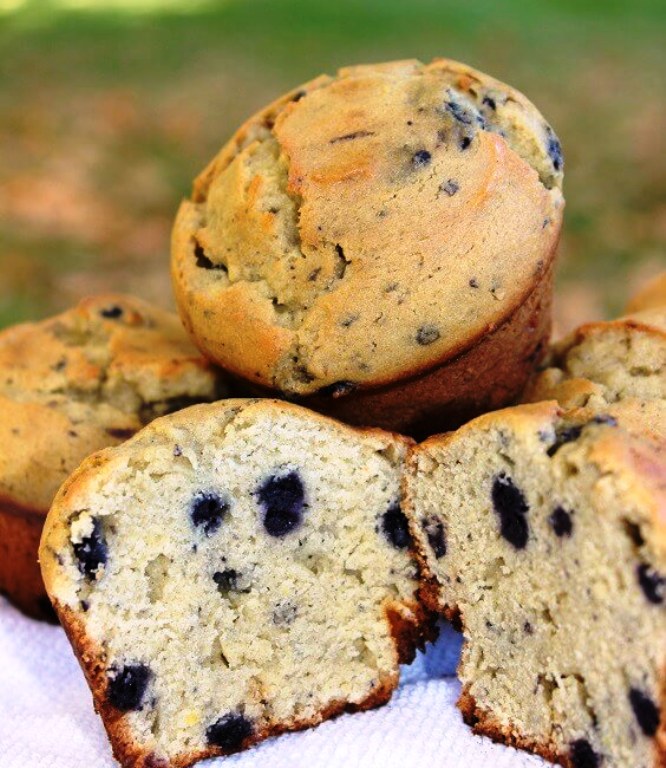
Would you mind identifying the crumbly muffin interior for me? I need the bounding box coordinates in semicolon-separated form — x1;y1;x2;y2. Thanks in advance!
533;308;666;407
409;407;666;768
44;402;421;763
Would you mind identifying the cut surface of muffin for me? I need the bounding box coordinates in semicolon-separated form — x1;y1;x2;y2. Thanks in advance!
406;402;666;768
40;399;430;768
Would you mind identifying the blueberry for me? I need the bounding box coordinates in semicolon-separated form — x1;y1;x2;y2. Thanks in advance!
381;504;412;550
439;179;459;197
412;149;432;168
445;100;474;125
491;474;529;549
257;470;305;537
629;687;660;736
591;414;618;427
100;306;123;319
206;712;254;751
421;516;446;558
547;425;583;457
73;518;108;578
546;129;563;171
549;506;573;537
416;324;440;346
317;380;356;398
107;664;151;711
637;563;665;604
190;492;229;537
569;739;600;768
459;135;472;150
482;96;497;110
213;569;250;596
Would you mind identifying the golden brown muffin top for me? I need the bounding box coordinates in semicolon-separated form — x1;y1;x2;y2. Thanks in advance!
0;294;225;511
172;58;564;396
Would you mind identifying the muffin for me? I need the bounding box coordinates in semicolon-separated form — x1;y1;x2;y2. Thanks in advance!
0;294;226;620
172;58;564;436
525;307;666;409
626;271;666;314
40;399;432;768
405;402;666;767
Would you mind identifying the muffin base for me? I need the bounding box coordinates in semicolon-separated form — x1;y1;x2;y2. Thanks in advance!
0;497;55;622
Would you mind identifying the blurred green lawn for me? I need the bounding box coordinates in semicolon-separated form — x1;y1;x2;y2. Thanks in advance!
0;0;664;330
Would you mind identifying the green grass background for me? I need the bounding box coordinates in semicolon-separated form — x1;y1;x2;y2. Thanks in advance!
0;0;664;329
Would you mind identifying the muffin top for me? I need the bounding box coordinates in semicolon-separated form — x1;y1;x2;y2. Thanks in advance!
0;294;225;511
172;58;564;396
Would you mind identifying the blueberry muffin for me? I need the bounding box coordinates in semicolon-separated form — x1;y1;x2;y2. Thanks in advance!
0;295;225;620
525;307;666;411
39;399;432;768
626;272;666;314
405;402;666;768
172;58;564;436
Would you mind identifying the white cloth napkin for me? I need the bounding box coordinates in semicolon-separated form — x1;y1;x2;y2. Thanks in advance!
0;598;546;768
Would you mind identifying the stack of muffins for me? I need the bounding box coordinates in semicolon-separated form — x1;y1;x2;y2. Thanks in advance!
1;58;663;768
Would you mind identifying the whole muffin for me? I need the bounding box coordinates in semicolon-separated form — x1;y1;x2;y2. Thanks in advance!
0;294;226;621
172;58;564;436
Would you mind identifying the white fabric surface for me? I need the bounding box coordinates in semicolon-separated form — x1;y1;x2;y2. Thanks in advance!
0;597;547;767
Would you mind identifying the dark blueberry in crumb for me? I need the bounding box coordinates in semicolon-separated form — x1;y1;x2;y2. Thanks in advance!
190;492;229;536
482;95;497;110
317;380;356;398
213;569;240;595
412;149;432;168
422;517;446;558
445;100;474;125
258;470;305;537
637;563;665;604
73;518;108;578
107;664;151;711
459;135;472;150
546;130;563;171
206;712;254;751
549;506;573;537
469;277;479;288
491;474;529;549
416;324;440;346
439;179;459;197
100;305;123;319
523;621;533;635
591;414;618;427
570;739;600;768
547;425;583;456
173;444;182;457
629;687;660;736
381;504;412;550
